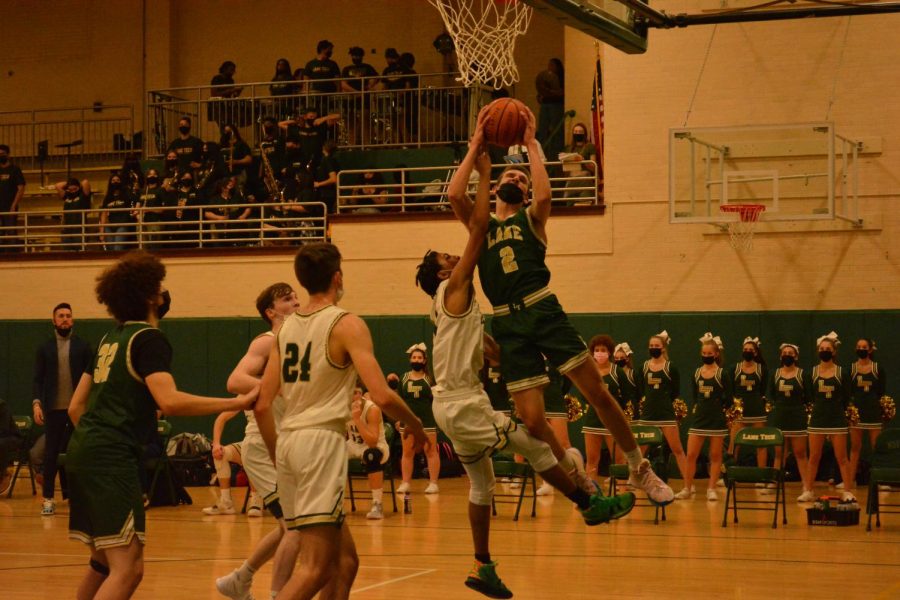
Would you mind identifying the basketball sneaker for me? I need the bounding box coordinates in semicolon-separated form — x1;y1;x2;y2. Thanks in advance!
203;501;236;516
581;491;636;526
564;447;599;495
246;493;263;518
464;560;513;599
628;458;675;506
366;501;384;520
215;569;253;600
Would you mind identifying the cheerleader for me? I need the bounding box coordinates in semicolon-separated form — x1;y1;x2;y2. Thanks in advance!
640;331;689;496
581;335;637;484
683;334;733;501
847;338;886;489
768;343;815;501
389;343;441;494
537;363;571;495
806;332;855;502
728;337;769;469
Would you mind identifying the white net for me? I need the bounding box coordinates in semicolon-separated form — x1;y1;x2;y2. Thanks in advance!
429;0;533;89
720;204;764;252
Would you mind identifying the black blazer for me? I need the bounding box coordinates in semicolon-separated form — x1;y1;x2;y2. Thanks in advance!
32;334;93;411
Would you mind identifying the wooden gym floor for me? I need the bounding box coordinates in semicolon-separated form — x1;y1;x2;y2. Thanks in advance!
1;478;899;599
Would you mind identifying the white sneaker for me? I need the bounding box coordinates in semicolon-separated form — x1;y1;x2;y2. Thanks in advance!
397;481;410;494
203;502;236;516
716;479;725;488
797;490;816;502
841;491;857;503
424;482;439;494
628;458;675;505
564;447;598;495
835;482;845;490
246;494;263;517
536;482;555;496
674;488;692;500
41;499;55;516
215;569;253;600
366;502;384;520
706;489;718;502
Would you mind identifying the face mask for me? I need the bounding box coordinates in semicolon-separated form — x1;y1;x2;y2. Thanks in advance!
146;176;159;184
781;355;796;367
649;348;663;359
593;350;609;364
335;285;344;303
264;127;275;136
110;181;121;189
856;349;869;359
388;378;399;390
410;362;425;372
55;325;72;338
66;190;79;199
179;126;190;135
305;119;316;126
157;290;171;320
180;180;192;190
572;133;586;143
324;50;333;59
497;182;525;204
352;57;362;66
742;350;755;362
0;155;8;164
819;350;833;362
615;359;627;368
702;356;716;365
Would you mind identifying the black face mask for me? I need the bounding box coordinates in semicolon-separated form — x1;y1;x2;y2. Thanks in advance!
157;290;171;320
264;127;275;136
615;359;627;368
409;362;425;372
0;155;8;164
352;57;362;66
179;126;191;135
572;133;586;143
497;182;525;205
109;181;121;190
649;348;663;359
819;350;833;362
324;50;333;59
165;160;177;168
856;349;869;359
701;356;716;365
387;378;399;390
781;355;796;367
305;119;316;127
146;176;159;184
179;181;192;191
55;326;72;338
742;350;755;362
65;190;79;199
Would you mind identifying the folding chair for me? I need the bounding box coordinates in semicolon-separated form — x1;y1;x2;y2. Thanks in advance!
145;420;177;508
347;422;398;513
491;453;537;521
722;427;786;529
6;416;37;498
609;425;667;524
866;428;900;531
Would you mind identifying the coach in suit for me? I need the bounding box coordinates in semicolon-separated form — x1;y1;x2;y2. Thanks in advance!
32;302;92;515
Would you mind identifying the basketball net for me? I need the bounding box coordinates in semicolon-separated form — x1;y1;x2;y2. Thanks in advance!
428;0;532;89
720;204;765;252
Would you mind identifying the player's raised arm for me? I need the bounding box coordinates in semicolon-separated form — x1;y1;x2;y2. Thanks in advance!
523;107;552;229
447;106;490;228
255;342;283;462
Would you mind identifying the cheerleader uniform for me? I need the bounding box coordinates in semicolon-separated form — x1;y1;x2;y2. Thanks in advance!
689;366;733;437
581;365;637;435
639;360;680;427
767;367;811;437
850;361;885;430
732;362;768;424
807;365;851;435
399;372;437;433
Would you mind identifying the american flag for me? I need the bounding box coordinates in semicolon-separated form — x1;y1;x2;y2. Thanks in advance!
591;56;605;199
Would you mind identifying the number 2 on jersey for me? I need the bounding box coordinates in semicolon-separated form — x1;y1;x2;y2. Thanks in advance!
500;246;518;274
283;342;312;382
93;342;119;383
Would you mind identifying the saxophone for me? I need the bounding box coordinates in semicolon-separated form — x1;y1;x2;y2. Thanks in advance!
259;141;282;200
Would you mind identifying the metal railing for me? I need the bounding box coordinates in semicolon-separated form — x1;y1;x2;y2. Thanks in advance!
335;161;600;213
0;105;136;171
0;202;327;253
147;73;490;157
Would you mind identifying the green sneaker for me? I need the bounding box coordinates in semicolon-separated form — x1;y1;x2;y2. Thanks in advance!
581;491;636;526
464;560;514;599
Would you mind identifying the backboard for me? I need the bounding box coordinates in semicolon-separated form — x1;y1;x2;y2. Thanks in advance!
523;0;649;54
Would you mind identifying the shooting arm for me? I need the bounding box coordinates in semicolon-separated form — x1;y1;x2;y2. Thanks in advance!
227;335;271;394
446;106;491;227
522;109;552;229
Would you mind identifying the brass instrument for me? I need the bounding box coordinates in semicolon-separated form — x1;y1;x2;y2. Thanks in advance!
196;162;215;190
162;167;181;192
259;141;283;201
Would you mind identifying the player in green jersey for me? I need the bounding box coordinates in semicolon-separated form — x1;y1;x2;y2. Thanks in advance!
65;251;257;600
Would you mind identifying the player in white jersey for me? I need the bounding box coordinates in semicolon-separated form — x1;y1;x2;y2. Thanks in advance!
414;115;636;599
256;242;427;600
210;283;300;600
346;384;391;519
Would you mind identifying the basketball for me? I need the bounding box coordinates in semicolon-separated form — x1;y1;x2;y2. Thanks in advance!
482;97;528;148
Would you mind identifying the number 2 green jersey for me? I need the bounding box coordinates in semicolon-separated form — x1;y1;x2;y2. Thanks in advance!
477;207;551;307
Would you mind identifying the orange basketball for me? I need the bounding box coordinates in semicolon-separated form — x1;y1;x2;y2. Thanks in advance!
482;97;528;148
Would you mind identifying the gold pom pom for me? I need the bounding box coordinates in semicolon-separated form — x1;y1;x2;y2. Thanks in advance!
673;398;688;421
881;395;896;422
845;404;860;427
624;401;634;423
639;397;646;419
565;394;585;422
725;398;744;427
765;399;773;414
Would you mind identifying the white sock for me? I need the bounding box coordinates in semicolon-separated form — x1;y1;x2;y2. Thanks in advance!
372;488;384;503
625;448;643;471
237;560;255;581
221;488;233;503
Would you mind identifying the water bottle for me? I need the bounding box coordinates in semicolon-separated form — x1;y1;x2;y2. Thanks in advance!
403;491;412;514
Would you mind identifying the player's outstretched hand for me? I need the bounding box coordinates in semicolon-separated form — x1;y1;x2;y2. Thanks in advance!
471;105;491;149
236;385;259;411
403;418;429;452
522;107;537;145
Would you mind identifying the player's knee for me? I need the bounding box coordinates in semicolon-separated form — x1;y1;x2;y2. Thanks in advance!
362;448;385;473
469;482;494;506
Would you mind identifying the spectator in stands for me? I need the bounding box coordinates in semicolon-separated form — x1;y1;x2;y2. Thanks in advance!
205;176;252;246
536;58;565;160
167;117;203;173
220;123;253;183
197;141;226;199
163;150;180;183
120;152;144;196
32;302;93;515
381;48;404;89
0;144;25;253
399;52;420;143
259;116;287;195
99;171;136;251
54;178;92;251
270;58;297;118
168;171;201;249
314;140;340;214
304;40;341;115
278;108;341;172
342;47;379;145
209;61;244;128
135;169;170;249
561;122;597;204
351;170;389;214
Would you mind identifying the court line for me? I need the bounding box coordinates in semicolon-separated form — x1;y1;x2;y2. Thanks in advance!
350;568;437;594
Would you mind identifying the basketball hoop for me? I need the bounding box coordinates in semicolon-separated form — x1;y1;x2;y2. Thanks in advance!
428;0;532;89
719;204;765;251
